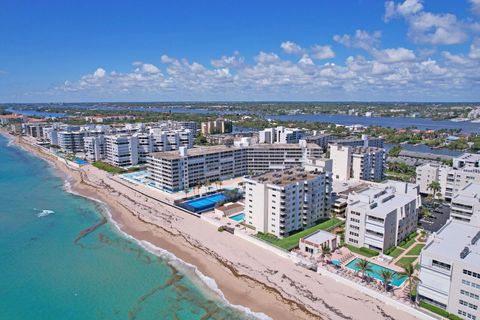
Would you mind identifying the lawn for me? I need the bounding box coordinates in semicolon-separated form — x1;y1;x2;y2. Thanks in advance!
387;247;404;258
395;256;418;268
92;161;127;174
399;236;417;249
405;244;425;256
255;218;343;251
346;245;379;258
419;301;463;320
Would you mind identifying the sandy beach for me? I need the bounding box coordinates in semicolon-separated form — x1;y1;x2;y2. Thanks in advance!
9;133;423;320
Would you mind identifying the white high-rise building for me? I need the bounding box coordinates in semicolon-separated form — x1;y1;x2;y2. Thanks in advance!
150;128;193;152
244;167;332;238
417;219;480;320
258;126;305;144
58;131;86;153
147;142;323;192
105;135;139;167
416;153;480;200
415;163;449;196
345;181;420;252
330;144;385;181
450;183;480;226
84;136;106;162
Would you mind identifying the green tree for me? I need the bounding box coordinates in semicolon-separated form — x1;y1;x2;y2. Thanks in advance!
379;270;394;292
321;244;331;260
354;258;373;280
427;181;441;200
388;145;403;157
399;264;420;300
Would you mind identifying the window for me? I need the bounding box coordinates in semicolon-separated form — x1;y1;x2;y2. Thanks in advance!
460;300;478;310
432;260;451;271
458;310;476;319
464;269;480;279
462;279;480;290
461;289;479;300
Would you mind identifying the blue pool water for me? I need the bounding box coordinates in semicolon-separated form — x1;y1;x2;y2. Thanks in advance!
73;158;88;165
229;213;244;222
182;193;227;212
330;260;342;266
346;258;407;287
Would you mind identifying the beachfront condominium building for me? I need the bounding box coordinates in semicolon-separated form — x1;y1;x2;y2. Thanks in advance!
105;135;139;167
147;142;324;192
416;153;480;200
258;126;305;144
200;118;232;135
330;134;384;149
330;144;385;181
150;128;193;152
148;145;247;192
417;219;480;320
450;183;480;226
244;167;332;238
84;136;106;162
23;123;46;138
345;181;420;252
58;131;86;153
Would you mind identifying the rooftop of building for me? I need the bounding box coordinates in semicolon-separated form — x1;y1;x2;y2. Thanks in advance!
455;152;480;162
333;179;370;197
451;183;480;205
215;202;244;212
248;167;324;186
347;181;418;217
423;219;480;266
301;230;337;245
351;146;384;154
149;143;321;160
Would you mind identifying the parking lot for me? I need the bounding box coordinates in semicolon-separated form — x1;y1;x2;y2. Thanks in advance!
419;202;450;233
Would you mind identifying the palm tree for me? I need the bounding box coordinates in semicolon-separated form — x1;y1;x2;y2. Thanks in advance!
321;244;331;260
399;264;420;301
379;270;394;292
427;181;441;200
354;258;372;280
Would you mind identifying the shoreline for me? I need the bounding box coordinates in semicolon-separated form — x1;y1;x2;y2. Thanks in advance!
5;133;317;320
5;132;424;320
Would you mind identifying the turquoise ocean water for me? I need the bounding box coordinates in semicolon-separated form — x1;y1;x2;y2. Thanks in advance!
0;134;261;320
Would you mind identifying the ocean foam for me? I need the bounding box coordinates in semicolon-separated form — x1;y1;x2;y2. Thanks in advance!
37;209;55;218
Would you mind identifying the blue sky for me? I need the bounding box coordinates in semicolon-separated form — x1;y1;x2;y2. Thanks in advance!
1;0;479;102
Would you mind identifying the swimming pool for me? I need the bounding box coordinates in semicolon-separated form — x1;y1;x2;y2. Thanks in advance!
229;213;244;222
73;158;89;165
346;258;407;287
181;193;227;212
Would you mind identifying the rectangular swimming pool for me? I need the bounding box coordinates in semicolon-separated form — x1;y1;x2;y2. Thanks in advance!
229;213;244;222
346;258;407;287
181;193;227;212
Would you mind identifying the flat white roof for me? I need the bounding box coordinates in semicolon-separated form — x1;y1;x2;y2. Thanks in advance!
423;220;480;266
456;153;480;162
302;230;336;245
